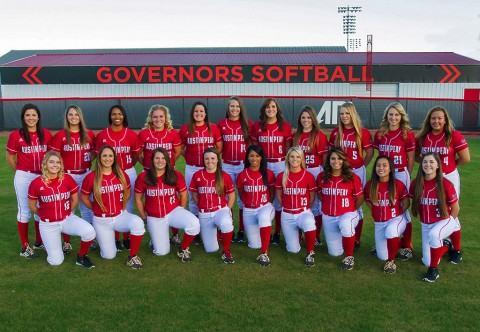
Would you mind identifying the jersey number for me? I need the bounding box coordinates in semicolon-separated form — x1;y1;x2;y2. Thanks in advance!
301;197;307;206
64;201;70;211
84;153;90;162
305;155;314;165
126;155;132;164
261;194;267;203
394;156;402;165
342;198;350;208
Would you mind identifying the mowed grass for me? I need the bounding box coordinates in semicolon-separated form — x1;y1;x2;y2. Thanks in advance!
0;136;479;331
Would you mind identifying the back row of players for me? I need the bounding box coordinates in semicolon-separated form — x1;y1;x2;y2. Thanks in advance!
7;98;470;282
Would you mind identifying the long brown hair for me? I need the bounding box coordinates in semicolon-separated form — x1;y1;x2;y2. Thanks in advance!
19;103;45;145
322;147;354;182
64;105;90;146
334;102;364;158
368;156;396;206
259;98;286;131
416;106;455;148
293;106;322;152
203;147;224;196
226;96;250;142
188;101;212;136
144;147;177;187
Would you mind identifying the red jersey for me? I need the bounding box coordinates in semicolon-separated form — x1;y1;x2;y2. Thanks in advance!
138;128;181;169
50;129;95;171
179;124;222;166
275;170;316;211
134;170;187;218
251;121;292;160
373;129;415;169
6;129;52;173
236;168;276;208
329;127;372;169
416;130;468;174
295;131;329;168
95;127;140;170
365;179;408;222
409;178;458;224
218;118;253;163
189;170;234;211
28;174;78;222
317;172;363;216
81;171;130;217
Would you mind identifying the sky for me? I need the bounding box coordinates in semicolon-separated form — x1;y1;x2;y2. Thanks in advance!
1;0;479;60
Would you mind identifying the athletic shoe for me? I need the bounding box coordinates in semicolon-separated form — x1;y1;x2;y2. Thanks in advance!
127;255;143;269
370;246;377;256
304;251;315;267
170;234;182;246
423;267;439;282
222;251;235;264
115;240;123;252
341;256;355;270
33;242;45;250
20;244;38;259
76;255;95;269
397;248;413;261
177;248;192;262
314;238;323;247
383;260;397;274
235;231;246;243
354;241;361;252
193;235;203;246
62;242;73;254
90;240;98;251
122;239;130;250
270;232;281;245
449;250;462;264
257;253;270;266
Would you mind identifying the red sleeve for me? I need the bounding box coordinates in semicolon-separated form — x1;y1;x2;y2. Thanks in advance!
328;128;338;147
405;131;416;152
452;130;468;153
307;172;317;192
408;180;416;198
223;172;235;194
283;122;293;142
373;131;380;150
396;180;408;200
189;170;200;192
172;130;182;147
175;171;187;192
66;174;79;194
50;131;63;151
251;122;260;143
275;172;284;190
268;170;276;188
129;129;141;153
362;128;373;149
27;177;40;200
6;130;19;154
236;171;245;190
122;170;131;189
94;130;105;153
316;171;325;193
317;132;329;155
364;181;372;203
134;171;146;194
352;174;364;197
81;172;95;195
444;179;459;204
179;125;188;144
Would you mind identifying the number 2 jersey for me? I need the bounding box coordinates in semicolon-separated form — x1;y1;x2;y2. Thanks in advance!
275;170;316;211
317;172;363;216
364;179;408;222
236;168;276;209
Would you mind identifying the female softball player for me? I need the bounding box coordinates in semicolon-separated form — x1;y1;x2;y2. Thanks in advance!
189;148;236;264
317;147;364;270
410;152;460;282
415;106;470;264
95;105;140;250
218;96;253;243
275;147;317;267
50;105;96;253
138;104;182;245
329;102;373;250
236;145;276;266
251;98;292;245
179;101;223;217
27;151;96;268
292;106;328;246
373;102;416;259
81;145;145;269
6;103;53;258
134;148;200;262
364;156;410;274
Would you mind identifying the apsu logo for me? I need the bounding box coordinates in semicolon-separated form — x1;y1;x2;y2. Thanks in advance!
317;101;345;125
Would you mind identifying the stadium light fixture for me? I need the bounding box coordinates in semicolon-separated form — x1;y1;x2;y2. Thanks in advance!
338;5;362;51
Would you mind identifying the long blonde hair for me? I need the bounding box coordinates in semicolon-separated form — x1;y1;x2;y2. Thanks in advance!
378;102;411;139
144;104;174;130
41;151;65;184
282;147;306;187
334;102;364;157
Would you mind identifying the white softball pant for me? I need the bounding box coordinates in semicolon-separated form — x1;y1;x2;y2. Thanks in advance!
444;169;461;232
394;167;412;223
306;166;324;216
374;215;407;261
39;214;96;266
14;170;40;222
93;210;145;259
352;166;366;219
323;212;359;256
125;167;137;214
281;209;316;253
68;171;94;223
267;160;285;211
147;207;200;256
243;203;275;249
223;162;244;209
421;217;459;267
185;164;203;216
198;207;234;253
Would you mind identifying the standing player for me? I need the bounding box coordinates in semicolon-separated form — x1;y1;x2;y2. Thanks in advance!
251;98;292;245
81;145;145;269
218;96;253;243
410;152;460;282
292;106;328;246
317;148;364;270
329;102;373;250
6;103;52;258
276;147;317;267
134;148;200;262
50;105;96;253
237;145;276;266
27;152;96;268
138;104;182;246
373;102;416;259
95;105;140;250
415;106;470;264
364;156;410;274
189;148;236;264
179;101;222;218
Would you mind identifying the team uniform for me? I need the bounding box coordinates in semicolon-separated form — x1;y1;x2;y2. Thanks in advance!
95;127;140;213
364;180;409;261
81;171;145;260
189;170;235;255
179;123;222;216
134;170;200;256
28;174;95;266
138;127;181;169
50;129;96;222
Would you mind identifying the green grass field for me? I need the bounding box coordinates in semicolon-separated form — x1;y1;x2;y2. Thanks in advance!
0;137;479;331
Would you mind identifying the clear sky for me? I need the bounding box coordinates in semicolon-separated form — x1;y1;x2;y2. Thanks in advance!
2;0;479;60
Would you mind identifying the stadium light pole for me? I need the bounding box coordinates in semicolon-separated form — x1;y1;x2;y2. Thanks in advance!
338;5;362;51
